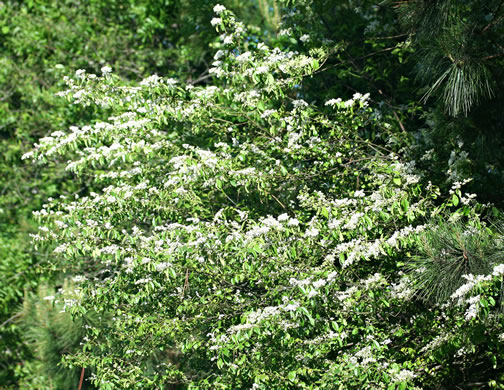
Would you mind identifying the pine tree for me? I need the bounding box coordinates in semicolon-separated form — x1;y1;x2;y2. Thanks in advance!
407;219;504;304
17;283;95;389
396;0;504;116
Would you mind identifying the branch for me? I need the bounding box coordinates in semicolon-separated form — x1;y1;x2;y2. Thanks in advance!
0;312;22;328
482;0;504;33
78;367;85;390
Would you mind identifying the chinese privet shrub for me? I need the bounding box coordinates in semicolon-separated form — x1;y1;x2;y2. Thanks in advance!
25;5;504;389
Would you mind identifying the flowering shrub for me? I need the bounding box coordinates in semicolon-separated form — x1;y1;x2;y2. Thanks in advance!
24;5;504;389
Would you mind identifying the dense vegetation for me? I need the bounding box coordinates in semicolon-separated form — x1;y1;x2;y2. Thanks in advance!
1;0;504;388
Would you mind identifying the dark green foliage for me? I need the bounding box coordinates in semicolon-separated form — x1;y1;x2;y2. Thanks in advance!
279;0;419;116
393;0;504;208
397;0;504;117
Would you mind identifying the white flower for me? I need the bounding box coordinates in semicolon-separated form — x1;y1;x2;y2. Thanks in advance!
73;90;84;99
465;301;479;320
214;50;226;60
451;274;484;300
228;323;254;333
284;302;299;312
278;28;291;37
305;227;319;238
327;271;338;282
277;213;289;222
75;69;86;77
343;212;363;230
261;109;276;119
492;263;504;277
313;279;326;289
166;78;177;87
257;42;268;50
292;99;308;109
287;218;300;227
255;65;269;74
237;51;252;63
213;4;226;14
325;98;342;107
101;66;112;74
390;277;413;300
53;243;69;254
155;262;170;272
393;369;416;383
299;34;310;42
22;151;34;160
211;17;222;26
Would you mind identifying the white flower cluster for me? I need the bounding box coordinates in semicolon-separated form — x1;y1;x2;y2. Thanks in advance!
390;275;414;300
392;369;416;384
325;93;370;109
213;4;226;14
464;295;481;320
451;274;491;301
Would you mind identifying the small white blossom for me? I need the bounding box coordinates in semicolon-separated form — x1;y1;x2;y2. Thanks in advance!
325;98;342;107
292;99;308;109
313;279;326;289
287;218;300;227
392;369;416;383
277;213;289;222
284;302;300;312
213;4;226;14
305;227;319;238
492;263;504;277
236;51;252;63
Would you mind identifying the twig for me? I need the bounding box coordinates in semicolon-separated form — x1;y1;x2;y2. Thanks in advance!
392;110;407;134
0;312;22;328
78;367;85;390
270;193;286;209
482;0;504;33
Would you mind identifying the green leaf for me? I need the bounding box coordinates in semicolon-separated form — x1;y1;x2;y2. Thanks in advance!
452;194;459;206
